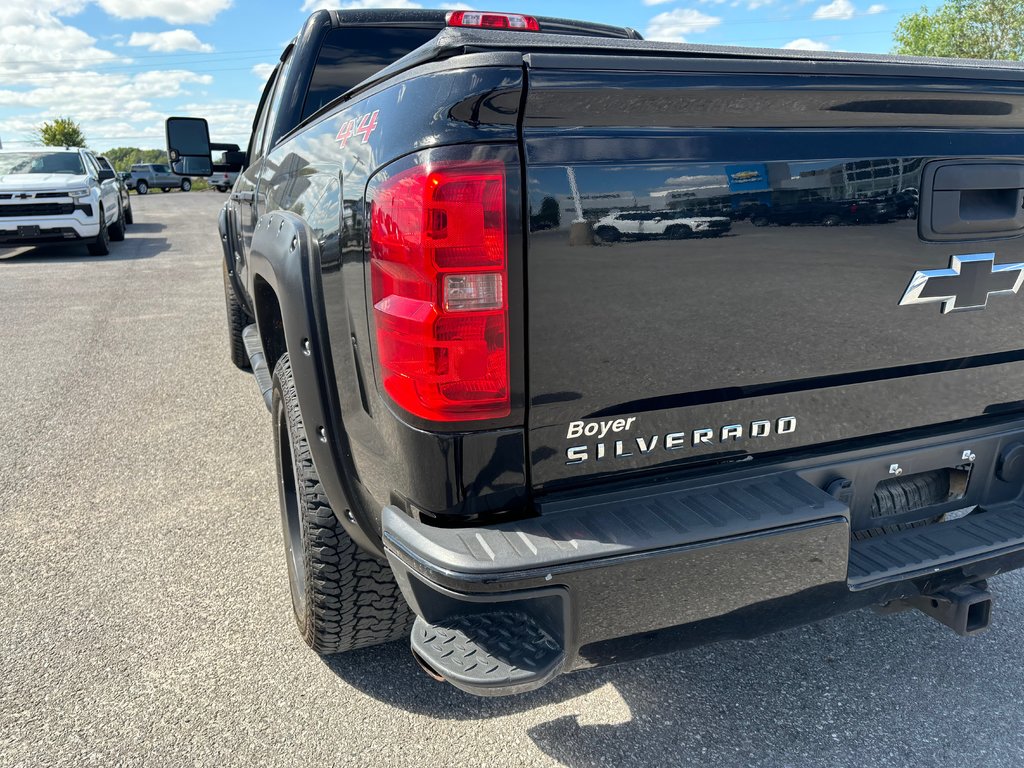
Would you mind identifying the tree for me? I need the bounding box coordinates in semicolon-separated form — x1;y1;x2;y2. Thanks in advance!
103;146;168;172
893;0;1024;60
34;117;87;148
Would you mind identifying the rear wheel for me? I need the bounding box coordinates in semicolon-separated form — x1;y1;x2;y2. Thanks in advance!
273;353;414;654
751;215;770;227
136;180;148;195
124;198;134;225
181;179;192;192
222;260;251;370
822;214;842;227
595;226;621;243
86;207;110;255
666;224;693;239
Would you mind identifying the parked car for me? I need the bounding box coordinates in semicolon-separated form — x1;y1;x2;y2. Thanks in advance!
124;163;191;195
169;8;1024;697
0;146;125;255
97;155;133;227
750;196;895;227
210;170;238;193
595;210;732;241
211;144;241;192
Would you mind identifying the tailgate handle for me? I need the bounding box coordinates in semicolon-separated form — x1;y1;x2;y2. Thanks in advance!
923;160;1024;241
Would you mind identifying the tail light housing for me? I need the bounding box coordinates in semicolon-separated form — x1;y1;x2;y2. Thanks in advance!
370;160;511;422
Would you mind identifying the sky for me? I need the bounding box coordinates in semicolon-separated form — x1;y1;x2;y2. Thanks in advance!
0;0;924;152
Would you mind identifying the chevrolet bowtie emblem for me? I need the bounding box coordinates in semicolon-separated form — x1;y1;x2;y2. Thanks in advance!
899;253;1024;314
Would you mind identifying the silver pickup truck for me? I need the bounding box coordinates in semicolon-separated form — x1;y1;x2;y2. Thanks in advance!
124;163;191;195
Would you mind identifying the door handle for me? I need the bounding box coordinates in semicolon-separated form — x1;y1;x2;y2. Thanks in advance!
231;191;255;203
921;160;1024;241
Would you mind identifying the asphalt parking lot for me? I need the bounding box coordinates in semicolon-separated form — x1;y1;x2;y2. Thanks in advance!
4;191;1024;768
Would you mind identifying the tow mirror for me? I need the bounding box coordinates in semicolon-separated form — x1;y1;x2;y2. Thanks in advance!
221;150;247;169
166;116;213;176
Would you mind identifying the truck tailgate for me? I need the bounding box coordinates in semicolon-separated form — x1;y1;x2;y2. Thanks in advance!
522;55;1024;489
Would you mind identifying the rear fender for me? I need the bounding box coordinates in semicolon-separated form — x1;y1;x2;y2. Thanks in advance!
248;210;385;558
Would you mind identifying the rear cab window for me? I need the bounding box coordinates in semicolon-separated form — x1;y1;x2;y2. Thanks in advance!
301;27;440;121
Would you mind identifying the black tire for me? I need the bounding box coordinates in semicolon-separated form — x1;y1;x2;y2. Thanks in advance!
751;215;770;227
822;214;842;227
136;180;148;195
181;179;192;192
665;224;693;240
273;353;413;654
109;205;126;242
595;226;621;243
160;187;169;193
906;205;917;220
222;260;251;370
86;207;110;255
124;198;134;225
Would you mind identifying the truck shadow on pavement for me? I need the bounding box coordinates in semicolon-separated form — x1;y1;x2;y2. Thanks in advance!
325;592;1024;767
0;223;168;263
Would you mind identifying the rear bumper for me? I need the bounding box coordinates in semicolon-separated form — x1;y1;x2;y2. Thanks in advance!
383;418;1024;694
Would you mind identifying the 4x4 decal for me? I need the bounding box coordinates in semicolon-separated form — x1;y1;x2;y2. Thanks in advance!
335;110;379;147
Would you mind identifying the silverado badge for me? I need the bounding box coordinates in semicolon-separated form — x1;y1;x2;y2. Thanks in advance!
899;252;1024;314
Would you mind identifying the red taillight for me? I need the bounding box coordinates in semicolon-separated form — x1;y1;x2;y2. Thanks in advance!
446;10;541;31
370;162;510;422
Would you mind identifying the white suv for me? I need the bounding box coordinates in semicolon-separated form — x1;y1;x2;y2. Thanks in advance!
0;147;125;256
594;210;732;242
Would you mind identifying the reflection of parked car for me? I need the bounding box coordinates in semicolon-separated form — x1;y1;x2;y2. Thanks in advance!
97;156;133;227
595;210;731;241
891;188;919;219
750;197;894;227
125;163;191;195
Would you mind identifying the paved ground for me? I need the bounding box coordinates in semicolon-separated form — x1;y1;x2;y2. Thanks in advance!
3;192;1024;768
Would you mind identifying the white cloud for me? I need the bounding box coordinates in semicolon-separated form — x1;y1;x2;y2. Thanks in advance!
866;3;886;12
644;8;722;42
0;6;119;75
0;70;213;112
813;0;855;19
127;30;213;53
748;0;773;9
783;37;831;49
252;62;275;87
95;0;233;24
301;0;422;10
0;2;233;153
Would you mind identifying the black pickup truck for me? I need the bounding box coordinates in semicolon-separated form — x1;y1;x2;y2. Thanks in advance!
168;9;1024;696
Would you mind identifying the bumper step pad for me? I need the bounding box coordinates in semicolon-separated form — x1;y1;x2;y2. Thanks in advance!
849;502;1024;589
411;612;566;696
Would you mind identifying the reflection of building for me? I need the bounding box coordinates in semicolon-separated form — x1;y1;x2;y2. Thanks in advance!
781;158;923;199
